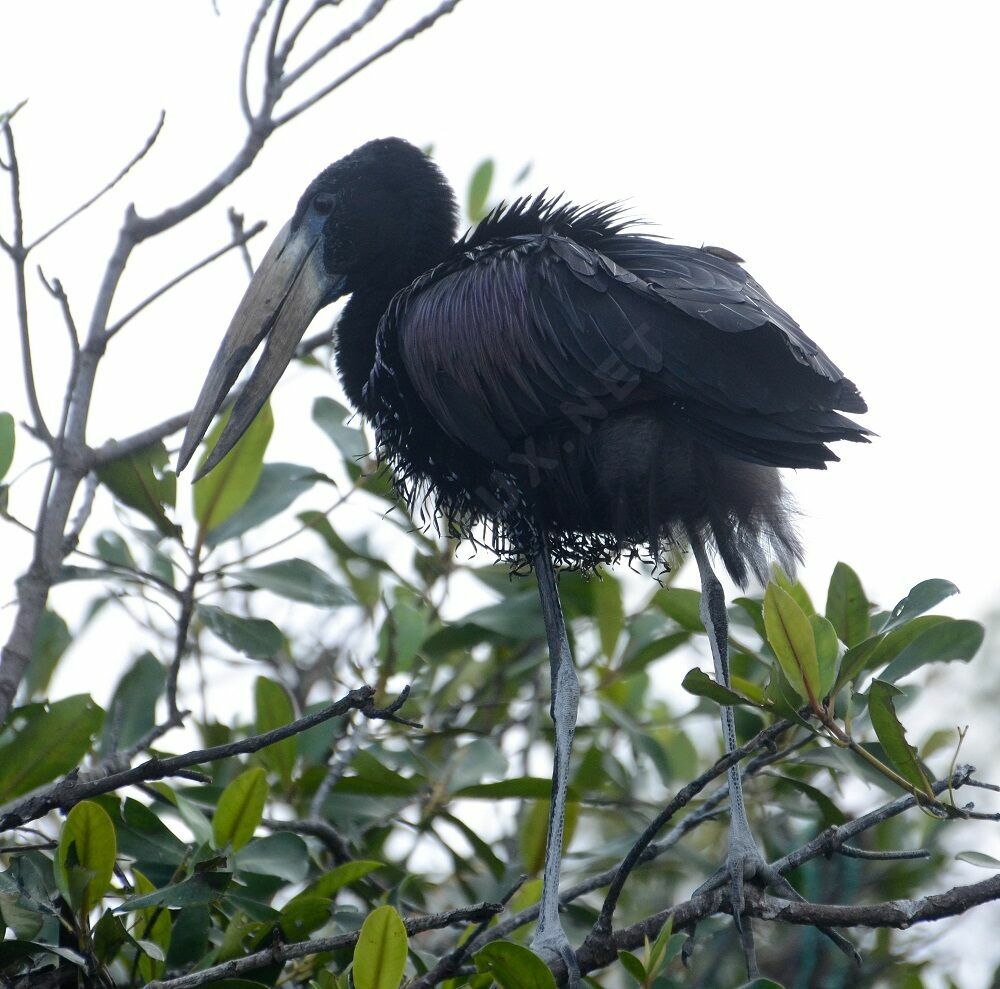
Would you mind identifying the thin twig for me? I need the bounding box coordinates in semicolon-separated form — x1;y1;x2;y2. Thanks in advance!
26;112;165;251
227;207;255;278
279;0;391;91
104;219;266;339
240;0;274;123
275;0;464;126
145;900;503;989
91;327;333;467
0;684;411;832
1;117;53;444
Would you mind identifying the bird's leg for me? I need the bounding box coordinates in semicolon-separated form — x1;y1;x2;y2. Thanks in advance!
531;532;581;986
689;534;767;978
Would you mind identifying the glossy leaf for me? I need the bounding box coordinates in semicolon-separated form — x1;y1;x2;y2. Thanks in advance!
810;614;839;699
131;869;172;981
474;941;557;989
763;583;820;703
96;441;178;537
880;579;959;633
867;680;933;798
55;801;116;914
825;562;869;646
466;158;495;222
23;608;70;699
593;574;624;657
292;860;384;903
618;949;646;982
456;777;561;800
772;564;815;615
236;558;353;607
353;905;408;989
197;604;283;659
653;587;703;631
193;401;273;533
207;462;321;546
213;768;268;851
0;695;103;801
0;411;14;481
235;833;309;882
880;619;984;684
99;652;165;756
681;667;760;707
254;677;297;783
520;799;579;875
313;396;368;463
117;871;231;912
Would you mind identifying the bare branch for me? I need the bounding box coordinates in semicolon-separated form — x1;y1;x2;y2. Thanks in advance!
37;268;81;355
1;116;53;444
275;0;463;127
104;218;266;339
165;560;200;720
264;0;293;82
26;112;165;252
240;0;274;123
91;327;334;467
0;684;415;832
279;0;391;92
227;207;255;277
145;900;503;989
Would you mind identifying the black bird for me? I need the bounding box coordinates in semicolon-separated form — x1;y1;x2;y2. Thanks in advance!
178;137;869;980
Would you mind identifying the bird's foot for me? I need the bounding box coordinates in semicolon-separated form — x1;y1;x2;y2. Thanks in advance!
692;831;860;976
532;927;581;987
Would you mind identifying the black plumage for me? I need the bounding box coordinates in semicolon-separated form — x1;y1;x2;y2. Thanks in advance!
362;176;869;586
178;138;871;978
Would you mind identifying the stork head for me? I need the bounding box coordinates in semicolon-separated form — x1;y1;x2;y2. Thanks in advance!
177;137;456;478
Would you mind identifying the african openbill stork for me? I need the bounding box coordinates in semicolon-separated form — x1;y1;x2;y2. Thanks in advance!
178;137;869;980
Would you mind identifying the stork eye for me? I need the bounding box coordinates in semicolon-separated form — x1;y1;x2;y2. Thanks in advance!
313;193;335;214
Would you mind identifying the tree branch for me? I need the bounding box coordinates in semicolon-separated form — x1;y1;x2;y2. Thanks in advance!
144;900;503;989
26;111;165;252
274;0;464;126
0;684;414;832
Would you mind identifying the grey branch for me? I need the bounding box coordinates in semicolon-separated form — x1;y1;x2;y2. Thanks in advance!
0;684;411;832
144;900;503;989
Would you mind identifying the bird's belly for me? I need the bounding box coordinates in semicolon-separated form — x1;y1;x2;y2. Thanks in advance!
525;410;791;563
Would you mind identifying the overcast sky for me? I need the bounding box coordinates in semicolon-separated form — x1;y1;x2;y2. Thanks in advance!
3;2;1000;980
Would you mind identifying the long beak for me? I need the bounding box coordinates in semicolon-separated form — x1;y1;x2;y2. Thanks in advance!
177;219;344;479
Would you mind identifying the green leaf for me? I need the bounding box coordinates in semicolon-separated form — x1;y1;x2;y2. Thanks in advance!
880;619;984;684
130;869;172;981
207;462;320;546
681;667;760;707
763;583;819;703
213;767;268;851
99;652;165;756
956;851;1000;870
235;833;309;882
193;401;273;533
55;801;116;914
0;892;44;940
96;441;178;537
116;871;231;911
593;574;624;658
618;949;647;982
734;981;786;989
279;895;332;940
312;396;369;464
867;680;933;798
466;159;495;222
291;860;384;903
458;593;545;639
0;695;103;800
810;614;839;699
353;905;408;989
520;800;579;875
92;909;129;964
881;579;959;632
254;677;297;783
197;604;283;659
236;558;354;607
653;587;703;631
456;777;562;800
647;916;674;974
0;411;14;481
825;562;869;646
23;608;71;699
474;941;557;989
772;565;814;615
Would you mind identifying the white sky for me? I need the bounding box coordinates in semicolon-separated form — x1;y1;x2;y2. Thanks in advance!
3;1;1000;982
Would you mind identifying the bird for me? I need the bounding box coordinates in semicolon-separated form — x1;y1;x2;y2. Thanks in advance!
177;137;869;982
